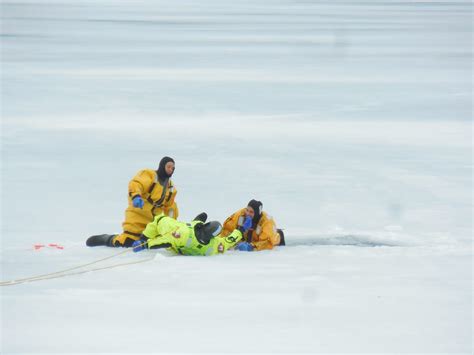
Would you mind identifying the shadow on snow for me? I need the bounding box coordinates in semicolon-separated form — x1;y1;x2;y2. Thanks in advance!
286;235;402;248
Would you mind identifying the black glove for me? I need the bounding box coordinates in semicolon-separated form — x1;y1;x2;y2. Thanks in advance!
193;212;208;223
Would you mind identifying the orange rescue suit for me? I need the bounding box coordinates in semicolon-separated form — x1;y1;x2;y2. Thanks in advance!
112;169;178;246
221;208;280;251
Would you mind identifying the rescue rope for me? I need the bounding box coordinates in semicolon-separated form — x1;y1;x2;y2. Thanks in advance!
0;256;154;286
0;241;150;287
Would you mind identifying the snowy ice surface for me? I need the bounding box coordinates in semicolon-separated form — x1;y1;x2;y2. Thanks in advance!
1;0;472;354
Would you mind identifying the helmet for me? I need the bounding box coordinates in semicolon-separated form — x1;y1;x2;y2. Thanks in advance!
194;221;222;245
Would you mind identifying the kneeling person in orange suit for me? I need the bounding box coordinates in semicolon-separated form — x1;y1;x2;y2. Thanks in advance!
221;199;285;252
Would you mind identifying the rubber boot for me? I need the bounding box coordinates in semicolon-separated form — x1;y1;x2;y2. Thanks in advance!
86;234;116;247
277;229;285;246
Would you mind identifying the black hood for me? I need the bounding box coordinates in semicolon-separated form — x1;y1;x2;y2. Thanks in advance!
194;221;222;245
157;156;175;182
247;199;263;226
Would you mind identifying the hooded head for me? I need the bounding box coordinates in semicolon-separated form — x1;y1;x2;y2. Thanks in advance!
157;156;175;182
246;199;263;225
194;221;222;245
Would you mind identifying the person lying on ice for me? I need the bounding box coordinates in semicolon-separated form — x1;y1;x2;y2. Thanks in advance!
131;212;253;256
221;199;285;252
86;156;178;248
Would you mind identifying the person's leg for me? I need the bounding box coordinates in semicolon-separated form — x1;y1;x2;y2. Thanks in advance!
109;232;141;247
112;205;153;247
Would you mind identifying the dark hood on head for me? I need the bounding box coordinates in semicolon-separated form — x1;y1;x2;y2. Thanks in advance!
247;199;263;225
194;221;222;245
157;156;175;181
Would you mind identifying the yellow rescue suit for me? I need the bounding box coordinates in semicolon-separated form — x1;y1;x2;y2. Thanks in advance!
222;208;280;251
112;169;178;247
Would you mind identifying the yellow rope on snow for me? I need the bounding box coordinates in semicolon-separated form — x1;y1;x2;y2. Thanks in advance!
0;241;150;286
1;256;154;286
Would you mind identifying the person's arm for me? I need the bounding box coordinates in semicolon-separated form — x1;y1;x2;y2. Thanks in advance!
147;236;172;250
207;229;243;255
128;170;154;199
222;210;243;237
251;220;279;251
143;214;179;250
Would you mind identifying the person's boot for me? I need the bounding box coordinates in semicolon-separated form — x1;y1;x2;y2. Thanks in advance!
86;234;116;247
277;229;285;246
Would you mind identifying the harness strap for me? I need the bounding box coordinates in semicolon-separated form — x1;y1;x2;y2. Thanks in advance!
165;184;174;202
147;177;170;208
148;182;156;194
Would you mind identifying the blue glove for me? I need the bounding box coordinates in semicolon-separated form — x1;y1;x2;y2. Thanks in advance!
132;195;144;209
237;241;254;252
240;216;253;233
132;239;147;252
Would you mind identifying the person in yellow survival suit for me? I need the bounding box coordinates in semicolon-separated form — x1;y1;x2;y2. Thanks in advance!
221;199;285;251
86;156;178;248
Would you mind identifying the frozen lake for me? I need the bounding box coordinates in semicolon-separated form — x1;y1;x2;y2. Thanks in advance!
1;1;472;353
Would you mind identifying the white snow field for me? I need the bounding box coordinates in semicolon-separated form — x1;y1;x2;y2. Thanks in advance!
1;0;472;354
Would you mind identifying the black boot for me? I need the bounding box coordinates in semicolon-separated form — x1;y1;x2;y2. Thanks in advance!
86;234;116;247
277;229;286;246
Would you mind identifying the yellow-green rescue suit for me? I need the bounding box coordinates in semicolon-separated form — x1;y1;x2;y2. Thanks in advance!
142;214;243;256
